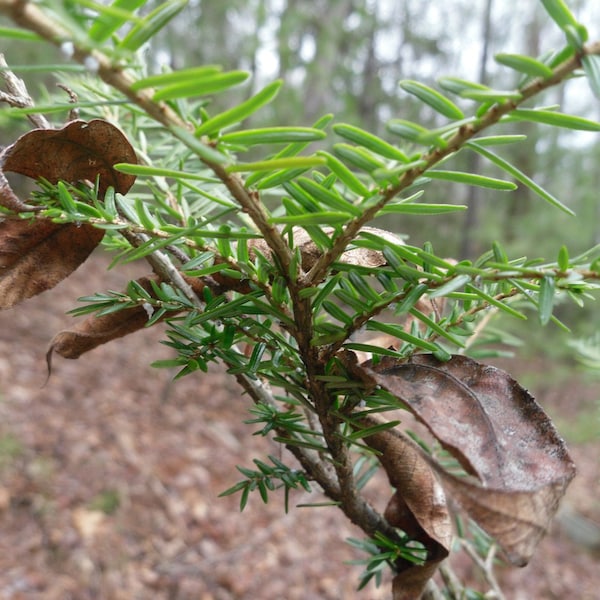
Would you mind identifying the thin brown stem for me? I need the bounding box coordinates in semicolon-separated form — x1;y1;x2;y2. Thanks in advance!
0;52;50;128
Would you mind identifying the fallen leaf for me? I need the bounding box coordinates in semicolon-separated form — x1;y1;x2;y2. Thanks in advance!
73;507;106;540
0;486;10;512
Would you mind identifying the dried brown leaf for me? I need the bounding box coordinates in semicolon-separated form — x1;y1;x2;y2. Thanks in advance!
1;119;136;196
0;219;104;309
0;119;137;308
247;225;403;271
361;354;576;566
364;427;452;600
47;275;206;363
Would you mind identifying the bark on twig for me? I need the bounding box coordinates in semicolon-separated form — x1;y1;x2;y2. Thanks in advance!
0;52;50;128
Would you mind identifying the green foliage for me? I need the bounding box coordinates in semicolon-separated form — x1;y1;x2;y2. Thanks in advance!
494;53;554;78
219;453;312;512
569;333;600;371
347;533;427;590
118;0;186;51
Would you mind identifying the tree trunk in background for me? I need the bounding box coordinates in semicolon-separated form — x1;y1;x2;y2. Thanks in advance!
349;9;381;133
302;0;355;122
502;7;543;243
460;0;493;260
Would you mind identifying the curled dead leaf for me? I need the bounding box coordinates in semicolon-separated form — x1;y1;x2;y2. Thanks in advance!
364;426;452;600
247;226;403;271
48;277;160;363
359;354;576;567
47;275;206;365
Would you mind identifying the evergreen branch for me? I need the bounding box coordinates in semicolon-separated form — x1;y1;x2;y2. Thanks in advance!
119;229;204;309
0;0;294;281
233;361;399;539
324;265;598;360
0;1;185;128
0;29;305;506
302;40;600;286
1;4;596;597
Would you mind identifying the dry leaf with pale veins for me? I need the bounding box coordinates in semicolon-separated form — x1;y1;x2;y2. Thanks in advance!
0;119;137;309
1;119;136;196
359;354;576;567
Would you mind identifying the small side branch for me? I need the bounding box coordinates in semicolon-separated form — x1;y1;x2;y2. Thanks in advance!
0;52;49;128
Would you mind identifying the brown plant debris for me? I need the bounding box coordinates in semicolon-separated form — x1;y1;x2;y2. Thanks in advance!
356;353;576;596
0;119;137;309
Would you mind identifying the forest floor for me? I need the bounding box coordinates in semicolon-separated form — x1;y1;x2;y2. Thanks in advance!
0;252;599;600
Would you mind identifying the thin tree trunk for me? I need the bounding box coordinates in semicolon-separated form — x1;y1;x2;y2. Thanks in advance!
460;0;493;259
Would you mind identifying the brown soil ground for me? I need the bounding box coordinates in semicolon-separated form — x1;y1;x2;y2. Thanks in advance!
0;252;599;600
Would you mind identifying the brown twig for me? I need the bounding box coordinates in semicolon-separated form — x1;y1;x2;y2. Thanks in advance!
56;82;79;121
0;52;50;128
459;539;506;600
302;40;600;286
